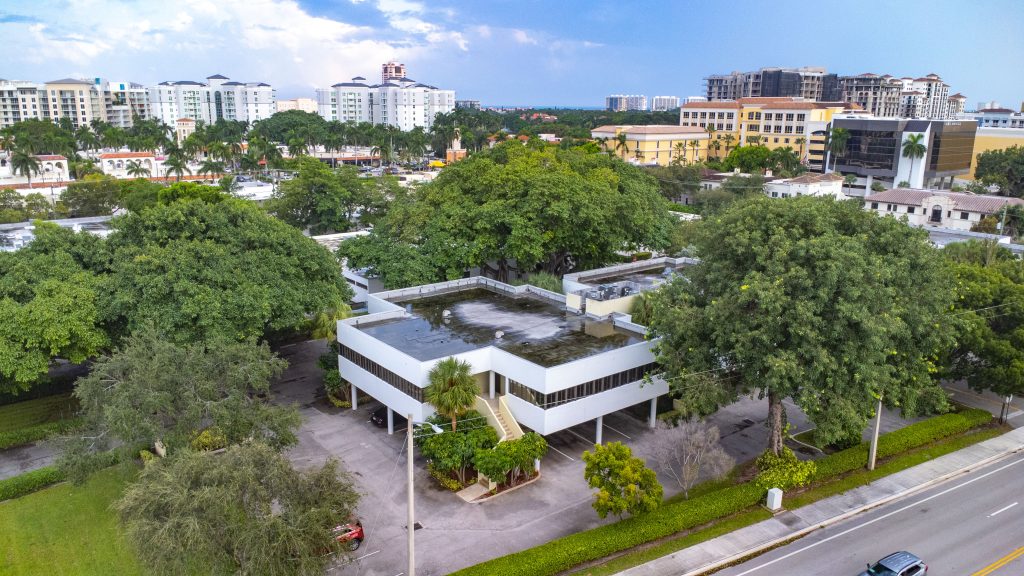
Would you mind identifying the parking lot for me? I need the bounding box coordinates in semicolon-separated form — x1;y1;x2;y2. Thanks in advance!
272;340;925;576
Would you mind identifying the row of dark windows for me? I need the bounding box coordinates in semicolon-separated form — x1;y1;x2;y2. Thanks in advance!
340;344;424;402
506;362;659;409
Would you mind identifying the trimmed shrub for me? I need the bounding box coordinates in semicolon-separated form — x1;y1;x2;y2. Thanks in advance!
0;418;83;450
428;462;465;492
755;447;816;490
139;450;156;466
450;483;764;576
0;466;66;501
190;427;228;452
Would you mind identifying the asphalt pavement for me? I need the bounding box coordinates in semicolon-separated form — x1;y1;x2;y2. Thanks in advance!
714;451;1024;576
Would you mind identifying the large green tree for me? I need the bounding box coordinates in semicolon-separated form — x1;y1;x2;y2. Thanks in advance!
102;197;351;343
269;156;372;234
61;174;121;217
946;241;1024;422
647;196;956;453
116;443;359;576
71;325;297;455
974;145;1024;197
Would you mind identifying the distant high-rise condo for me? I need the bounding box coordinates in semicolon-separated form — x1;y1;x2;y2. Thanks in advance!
0;77;151;130
276;98;318;114
316;73;455;131
838;73;963;119
704;67;840;101
455;100;481;110
606;95;647;112
651;96;680;111
381;61;407;84
148;74;276;126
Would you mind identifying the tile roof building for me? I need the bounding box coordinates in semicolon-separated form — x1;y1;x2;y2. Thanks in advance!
591;125;709;166
864;188;1022;231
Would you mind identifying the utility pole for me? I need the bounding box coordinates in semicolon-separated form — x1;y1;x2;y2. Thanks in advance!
407;413;415;576
868;397;883;471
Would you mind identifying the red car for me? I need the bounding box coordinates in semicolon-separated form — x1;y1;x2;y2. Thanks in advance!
334;521;364;551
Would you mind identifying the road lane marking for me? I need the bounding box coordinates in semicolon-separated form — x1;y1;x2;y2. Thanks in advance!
988;502;1018;517
603;424;632;440
728;455;1024;575
548;445;576;461
971;545;1024;576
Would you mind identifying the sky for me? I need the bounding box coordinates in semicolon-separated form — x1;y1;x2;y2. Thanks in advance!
2;0;1023;108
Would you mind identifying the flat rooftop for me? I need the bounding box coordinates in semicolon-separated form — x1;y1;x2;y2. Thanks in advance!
357;287;643;366
578;264;683;290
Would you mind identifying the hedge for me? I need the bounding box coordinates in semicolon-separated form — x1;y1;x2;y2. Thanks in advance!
0;466;66;501
812;408;992;481
452;407;993;576
0;418;83;450
450;483;764;576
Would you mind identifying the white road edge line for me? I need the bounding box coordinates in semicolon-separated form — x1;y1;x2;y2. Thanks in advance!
603;424;632;440
548;445;576;461
728;455;1024;576
988;501;1018;517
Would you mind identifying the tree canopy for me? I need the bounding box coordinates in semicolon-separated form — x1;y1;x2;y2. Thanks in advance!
974;145;1024;197
102;197;351;343
338;142;675;287
116;443;360;576
647;196;956;452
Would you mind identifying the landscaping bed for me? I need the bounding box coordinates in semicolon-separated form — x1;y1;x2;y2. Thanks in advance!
451;407;995;576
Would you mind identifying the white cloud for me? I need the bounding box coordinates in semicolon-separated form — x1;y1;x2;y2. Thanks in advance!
475;25;491;38
512;29;537;45
0;0;470;92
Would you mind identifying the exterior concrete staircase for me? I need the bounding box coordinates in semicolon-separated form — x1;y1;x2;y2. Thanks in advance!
475;395;523;442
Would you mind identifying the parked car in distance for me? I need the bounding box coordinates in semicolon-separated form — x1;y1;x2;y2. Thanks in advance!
333;520;364;551
859;551;927;576
370;405;407;428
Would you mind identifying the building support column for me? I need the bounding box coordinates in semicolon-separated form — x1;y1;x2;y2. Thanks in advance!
489;372;496;399
595;415;604;445
351;383;358;410
865;174;874;194
387;408;394;435
649;398;658;429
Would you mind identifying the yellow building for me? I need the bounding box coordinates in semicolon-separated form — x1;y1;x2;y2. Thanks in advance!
43;78;103;129
962;127;1024;180
680;97;858;171
590;125;709;166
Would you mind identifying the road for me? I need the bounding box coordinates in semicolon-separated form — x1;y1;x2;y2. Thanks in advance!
715;451;1024;576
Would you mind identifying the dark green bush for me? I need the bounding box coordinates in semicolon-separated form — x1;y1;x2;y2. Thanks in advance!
0;418;83;450
0;466;66;501
450;483;764;576
813;408;991;481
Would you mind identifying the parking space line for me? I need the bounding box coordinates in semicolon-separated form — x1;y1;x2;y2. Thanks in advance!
603;424;632;440
355;550;381;561
549;445;576;461
565;427;595;444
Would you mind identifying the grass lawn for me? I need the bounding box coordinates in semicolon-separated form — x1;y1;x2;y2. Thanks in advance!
0;466;142;576
0;394;78;434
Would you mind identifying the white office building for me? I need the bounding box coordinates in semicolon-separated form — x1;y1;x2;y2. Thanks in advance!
148;74;276;126
0;80;45;128
337;262;695;439
316;76;454;131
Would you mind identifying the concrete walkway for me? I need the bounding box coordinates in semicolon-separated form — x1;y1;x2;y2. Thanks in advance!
618;426;1024;576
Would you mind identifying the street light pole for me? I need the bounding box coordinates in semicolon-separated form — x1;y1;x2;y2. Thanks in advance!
407;413;415;576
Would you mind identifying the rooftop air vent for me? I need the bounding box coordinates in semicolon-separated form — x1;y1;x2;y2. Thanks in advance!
495;330;504;339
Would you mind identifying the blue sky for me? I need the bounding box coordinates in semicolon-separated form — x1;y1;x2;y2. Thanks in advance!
2;0;1023;108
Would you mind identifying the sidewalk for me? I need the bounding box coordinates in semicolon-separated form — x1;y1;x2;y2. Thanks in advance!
618;426;1024;576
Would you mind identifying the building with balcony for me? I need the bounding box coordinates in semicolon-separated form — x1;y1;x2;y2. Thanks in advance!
605;95;648;112
316;75;455;131
337;276;670;440
148;74;276;125
97;80;151;128
839;73;964;119
591;124;709;166
275;98;317;114
651;96;680;111
0;80;46;128
704;67;840;102
43;78;104;129
864;188;1023;231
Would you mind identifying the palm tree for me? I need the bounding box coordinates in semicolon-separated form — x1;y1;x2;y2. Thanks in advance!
424;357;477;431
689;139;701;163
197;159;225;181
672;141;687;165
747;135;762;147
709;139;722;159
310;299;353;342
125;160;150;178
826;127;850;173
794;137;806;163
10;149;40;187
704;124;717;146
614;133;630;159
843;174;858;196
901;133;927;187
163;156;191;183
723;133;736;156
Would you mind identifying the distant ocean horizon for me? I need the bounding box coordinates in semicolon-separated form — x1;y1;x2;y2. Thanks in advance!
481;105;607;110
